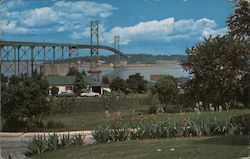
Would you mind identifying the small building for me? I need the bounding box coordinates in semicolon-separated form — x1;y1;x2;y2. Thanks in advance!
47;76;75;94
47;75;106;95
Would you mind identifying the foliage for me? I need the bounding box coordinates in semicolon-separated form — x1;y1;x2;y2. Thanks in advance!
181;36;249;107
27;133;85;155
93;113;246;143
153;75;178;106
47;133;59;151
227;0;250;40
148;106;157;114
46;120;64;129
71;134;85;145
102;76;111;85
81;69;87;76
126;73;147;93
50;86;59;96
237;73;250;107
67;66;86;76
27;135;47;155
1;73;8;92
60;134;71;148
50;97;77;114
2;74;52;131
110;77;128;94
67;67;79;76
73;73;86;96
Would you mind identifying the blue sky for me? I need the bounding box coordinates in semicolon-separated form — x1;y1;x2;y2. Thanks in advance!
0;0;233;55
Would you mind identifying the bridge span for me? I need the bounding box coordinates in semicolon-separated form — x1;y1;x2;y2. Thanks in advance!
0;40;126;76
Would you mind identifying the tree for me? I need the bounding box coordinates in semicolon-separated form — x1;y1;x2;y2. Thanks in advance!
73;73;86;96
102;76;110;85
1;74;8;92
181;36;249;107
126;73;147;93
67;67;79;76
153;75;178;106
2;74;52;131
237;73;250;106
227;0;250;40
110;77;127;94
51;86;59;96
81;69;87;76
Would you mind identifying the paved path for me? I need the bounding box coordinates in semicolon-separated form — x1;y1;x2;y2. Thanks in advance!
0;131;95;159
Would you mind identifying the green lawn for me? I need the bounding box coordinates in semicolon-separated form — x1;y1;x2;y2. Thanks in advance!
43;109;250;131
31;135;250;159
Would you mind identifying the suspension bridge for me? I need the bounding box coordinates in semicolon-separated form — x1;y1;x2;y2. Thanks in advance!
0;21;126;76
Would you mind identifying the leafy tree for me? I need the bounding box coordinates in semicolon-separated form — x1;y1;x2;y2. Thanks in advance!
51;86;59;96
110;77;127;94
1;74;8;92
181;36;249;107
73;73;86;96
153;75;178;106
67;67;79;76
227;0;250;40
2;74;51;131
126;73;147;93
102;76;110;85
237;73;250;106
81;69;87;76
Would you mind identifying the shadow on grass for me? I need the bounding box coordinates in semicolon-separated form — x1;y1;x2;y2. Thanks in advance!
192;135;250;146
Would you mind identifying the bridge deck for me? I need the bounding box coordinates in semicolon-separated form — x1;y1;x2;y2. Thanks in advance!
0;40;125;57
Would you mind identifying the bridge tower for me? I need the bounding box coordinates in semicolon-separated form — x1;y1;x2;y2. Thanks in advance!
113;36;122;68
88;21;101;73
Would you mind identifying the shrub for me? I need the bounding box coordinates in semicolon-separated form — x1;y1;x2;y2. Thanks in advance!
60;133;71;148
47;120;64;129
148;106;157;114
51;86;59;96
93;113;242;143
26;135;47;155
72;134;85;145
47;133;59;151
26;133;86;155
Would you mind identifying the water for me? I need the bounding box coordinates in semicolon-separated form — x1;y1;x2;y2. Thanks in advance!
2;62;189;80
80;64;189;81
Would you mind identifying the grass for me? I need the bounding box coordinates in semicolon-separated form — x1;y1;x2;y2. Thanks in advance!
31;135;250;159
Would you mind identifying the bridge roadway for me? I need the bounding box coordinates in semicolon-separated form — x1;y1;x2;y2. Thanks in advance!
0;40;125;57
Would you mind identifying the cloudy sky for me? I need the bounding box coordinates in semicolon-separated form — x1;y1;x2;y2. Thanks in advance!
0;0;233;55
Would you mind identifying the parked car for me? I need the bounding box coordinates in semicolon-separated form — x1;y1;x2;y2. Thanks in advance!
55;92;75;97
80;91;100;97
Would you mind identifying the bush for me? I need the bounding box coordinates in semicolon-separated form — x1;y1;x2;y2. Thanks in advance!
47;120;64;129
26;133;85;155
148;106;157;114
93;114;242;143
51;86;59;96
26;135;47;155
230;114;250;135
2;74;52;131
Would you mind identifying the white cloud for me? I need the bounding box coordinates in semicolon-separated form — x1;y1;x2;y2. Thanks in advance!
0;0;116;34
22;7;60;27
96;17;222;45
4;0;24;9
53;1;116;17
202;27;227;38
0;20;33;34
